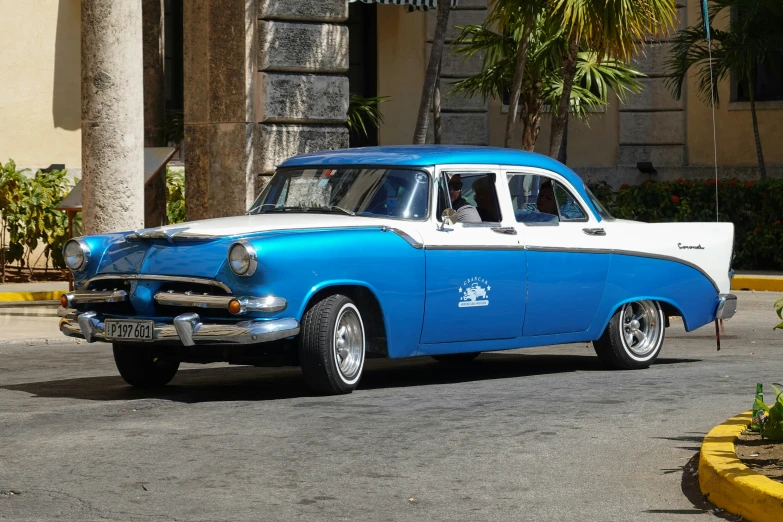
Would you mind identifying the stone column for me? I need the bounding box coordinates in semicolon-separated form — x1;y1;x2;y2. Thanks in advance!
183;0;257;221
426;1;489;145
142;0;167;228
82;0;145;234
257;0;350;185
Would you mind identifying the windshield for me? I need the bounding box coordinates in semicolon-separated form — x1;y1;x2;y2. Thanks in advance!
248;168;430;220
585;186;615;221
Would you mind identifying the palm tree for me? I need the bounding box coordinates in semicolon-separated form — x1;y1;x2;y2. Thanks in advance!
548;0;677;159
413;2;452;144
451;15;643;151
666;0;783;179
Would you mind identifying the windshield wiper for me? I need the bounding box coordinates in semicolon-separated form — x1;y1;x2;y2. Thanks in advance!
255;205;355;216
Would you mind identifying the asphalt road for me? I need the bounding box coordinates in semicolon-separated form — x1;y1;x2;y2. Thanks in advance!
1;291;782;522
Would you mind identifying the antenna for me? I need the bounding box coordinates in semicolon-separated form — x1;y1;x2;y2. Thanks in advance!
703;0;719;222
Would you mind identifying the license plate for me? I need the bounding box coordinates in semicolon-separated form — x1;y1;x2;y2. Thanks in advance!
104;319;155;342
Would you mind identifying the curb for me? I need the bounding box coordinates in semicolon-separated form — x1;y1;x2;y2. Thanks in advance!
731;275;783;292
0;290;66;303
699;411;783;522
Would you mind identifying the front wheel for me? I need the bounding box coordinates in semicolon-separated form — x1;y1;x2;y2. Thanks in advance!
593;300;665;370
299;294;366;395
113;344;180;387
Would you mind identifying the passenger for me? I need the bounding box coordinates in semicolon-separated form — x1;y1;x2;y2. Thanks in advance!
537;180;559;218
473;176;499;222
514;179;559;223
448;175;481;223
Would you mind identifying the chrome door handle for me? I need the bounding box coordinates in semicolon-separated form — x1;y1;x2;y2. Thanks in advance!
582;228;606;236
491;227;517;235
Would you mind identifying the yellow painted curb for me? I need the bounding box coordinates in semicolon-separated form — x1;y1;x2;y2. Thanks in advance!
699;411;783;522
731;275;783;292
0;291;65;302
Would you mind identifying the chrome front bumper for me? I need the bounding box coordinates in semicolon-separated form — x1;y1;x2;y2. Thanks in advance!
59;310;299;346
715;294;738;320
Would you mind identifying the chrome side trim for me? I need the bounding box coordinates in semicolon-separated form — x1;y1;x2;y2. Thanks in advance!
87;274;233;294
380;226;423;249
715;294;738;320
239;296;287;313
612;249;720;293
155;292;235;309
60;312;300;345
154;292;287;313
71;290;128;304
524;246;721;293
425;245;525;251
526;246;613;255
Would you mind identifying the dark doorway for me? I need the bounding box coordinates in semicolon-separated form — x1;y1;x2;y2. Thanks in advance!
347;3;378;147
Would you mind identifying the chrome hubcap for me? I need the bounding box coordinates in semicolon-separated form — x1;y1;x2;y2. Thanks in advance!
334;306;364;382
621;301;662;358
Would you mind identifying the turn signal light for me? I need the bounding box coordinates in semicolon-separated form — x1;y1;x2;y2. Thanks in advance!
228;299;242;315
60;294;68;308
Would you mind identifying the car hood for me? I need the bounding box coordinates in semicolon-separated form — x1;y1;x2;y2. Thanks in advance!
131;213;409;239
94;213;423;280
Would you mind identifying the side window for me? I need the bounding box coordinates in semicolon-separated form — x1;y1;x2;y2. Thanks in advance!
436;174;450;221
553;182;587;221
506;174;588;223
459;173;502;223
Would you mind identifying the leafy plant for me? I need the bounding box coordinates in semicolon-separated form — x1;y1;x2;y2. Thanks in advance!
347;94;390;139
0;161;73;279
166;167;186;224
775;298;783;330
754;383;783;441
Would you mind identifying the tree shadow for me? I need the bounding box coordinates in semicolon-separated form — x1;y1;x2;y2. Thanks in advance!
646;452;743;520
53;0;81;131
2;352;701;404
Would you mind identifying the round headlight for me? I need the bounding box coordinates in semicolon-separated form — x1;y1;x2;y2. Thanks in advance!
63;238;90;272
228;241;257;277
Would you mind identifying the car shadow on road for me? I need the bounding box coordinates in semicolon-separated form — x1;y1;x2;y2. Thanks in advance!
1;352;701;404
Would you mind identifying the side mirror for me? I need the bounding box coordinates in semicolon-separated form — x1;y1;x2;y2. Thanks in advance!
440;208;457;230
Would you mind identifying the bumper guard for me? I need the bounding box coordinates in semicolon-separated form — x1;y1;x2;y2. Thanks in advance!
715;294;738;320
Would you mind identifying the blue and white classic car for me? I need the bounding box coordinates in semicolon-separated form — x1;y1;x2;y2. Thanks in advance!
59;146;737;394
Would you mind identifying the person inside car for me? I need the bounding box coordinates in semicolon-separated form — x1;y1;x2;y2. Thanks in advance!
514;179;559;223
449;175;481;223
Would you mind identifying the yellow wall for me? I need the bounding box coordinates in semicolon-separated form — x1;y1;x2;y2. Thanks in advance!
488;98;619;166
376;6;427;145
0;0;81;169
686;2;783;166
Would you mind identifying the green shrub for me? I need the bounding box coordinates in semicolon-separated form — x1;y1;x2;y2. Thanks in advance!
755;383;783;441
0;160;73;278
589;179;783;270
166;167;186;224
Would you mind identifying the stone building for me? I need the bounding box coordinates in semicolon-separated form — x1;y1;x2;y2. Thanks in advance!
0;0;781;226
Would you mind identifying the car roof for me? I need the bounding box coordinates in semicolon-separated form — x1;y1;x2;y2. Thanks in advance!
279;145;600;221
280;145;583;186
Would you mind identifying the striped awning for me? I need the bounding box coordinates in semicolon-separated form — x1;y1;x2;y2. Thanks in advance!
349;0;458;8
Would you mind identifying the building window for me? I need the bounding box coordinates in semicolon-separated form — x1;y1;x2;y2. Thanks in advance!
732;53;783;103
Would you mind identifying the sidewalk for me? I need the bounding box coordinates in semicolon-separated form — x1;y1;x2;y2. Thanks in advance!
731;271;783;292
0;281;69;304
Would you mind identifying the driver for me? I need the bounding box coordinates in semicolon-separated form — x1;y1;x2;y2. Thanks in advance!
449;175;481;223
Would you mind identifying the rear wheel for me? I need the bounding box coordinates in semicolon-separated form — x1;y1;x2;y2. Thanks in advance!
431;352;481;364
299;294;366;394
112;344;180;387
593;300;665;370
